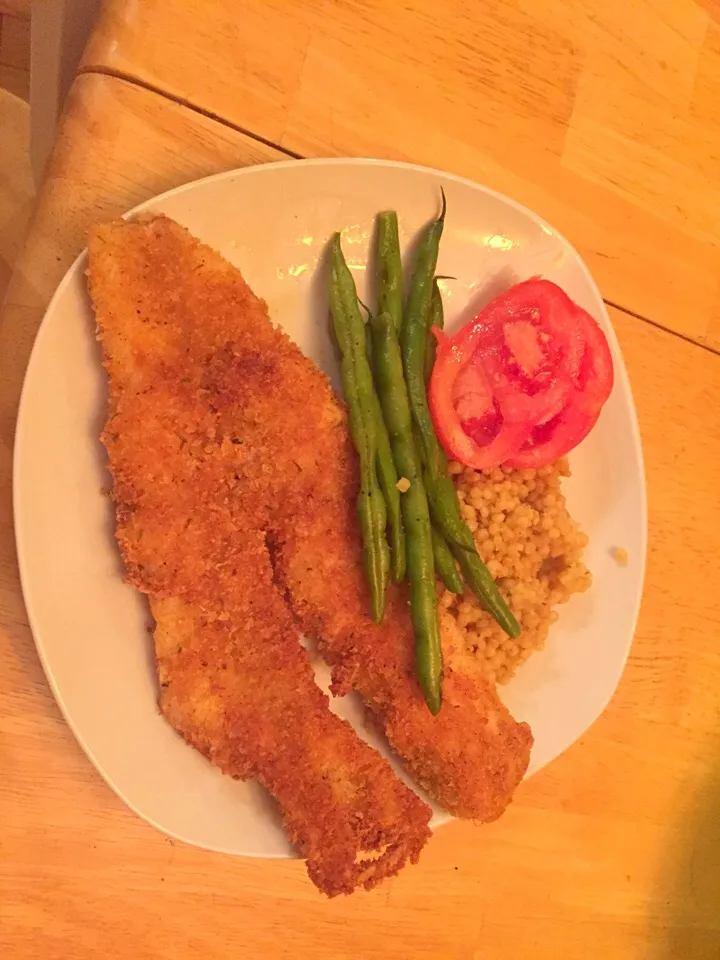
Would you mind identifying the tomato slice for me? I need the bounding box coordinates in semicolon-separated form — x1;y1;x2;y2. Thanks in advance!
429;328;532;470
464;279;585;426
502;403;596;469
428;279;614;471
572;304;615;417
504;305;614;468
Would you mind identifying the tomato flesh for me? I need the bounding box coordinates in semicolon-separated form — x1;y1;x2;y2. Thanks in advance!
503;304;614;467
428;279;614;470
430;328;532;470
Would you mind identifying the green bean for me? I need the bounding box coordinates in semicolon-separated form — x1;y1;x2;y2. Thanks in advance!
402;191;447;481
362;304;406;582
423;451;520;636
452;544;521;639
364;320;373;365
369;309;442;714
328;234;390;623
423;440;520;636
423;450;519;635
418;272;476;551
367;359;407;583
397;197;520;637
376;211;404;333
431;525;464;594
423;279;444;383
420;280;474;547
399;201;483;547
420;449;519;635
426;464;476;552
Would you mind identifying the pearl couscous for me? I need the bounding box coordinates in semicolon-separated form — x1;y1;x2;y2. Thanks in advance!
441;458;591;685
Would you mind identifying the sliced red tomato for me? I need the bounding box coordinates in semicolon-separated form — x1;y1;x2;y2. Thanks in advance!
504;305;614;468
467;279;586;424
428;279;614;470
430;328;532;470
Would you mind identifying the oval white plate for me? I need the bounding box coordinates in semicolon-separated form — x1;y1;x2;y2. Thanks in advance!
14;159;646;858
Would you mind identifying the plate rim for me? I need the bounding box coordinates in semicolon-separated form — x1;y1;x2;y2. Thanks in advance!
13;156;648;858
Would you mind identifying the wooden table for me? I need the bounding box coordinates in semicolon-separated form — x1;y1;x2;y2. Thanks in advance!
81;0;720;351
1;4;719;959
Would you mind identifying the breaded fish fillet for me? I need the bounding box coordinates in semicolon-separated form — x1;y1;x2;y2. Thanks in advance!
87;215;432;897
267;424;533;822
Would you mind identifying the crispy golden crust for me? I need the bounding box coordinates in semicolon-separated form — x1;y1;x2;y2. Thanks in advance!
268;455;534;822
87;215;431;897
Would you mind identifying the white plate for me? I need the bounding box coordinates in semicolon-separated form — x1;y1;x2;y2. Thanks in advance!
14;159;647;858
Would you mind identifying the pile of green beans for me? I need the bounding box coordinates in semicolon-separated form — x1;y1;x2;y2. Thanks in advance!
327;197;520;714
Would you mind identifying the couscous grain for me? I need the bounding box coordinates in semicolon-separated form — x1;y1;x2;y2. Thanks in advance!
442;458;590;684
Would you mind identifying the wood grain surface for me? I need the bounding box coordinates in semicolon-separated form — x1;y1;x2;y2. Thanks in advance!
81;0;720;352
0;72;719;960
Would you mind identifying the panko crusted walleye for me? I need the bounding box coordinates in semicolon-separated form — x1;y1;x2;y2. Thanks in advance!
88;214;532;891
88;216;431;896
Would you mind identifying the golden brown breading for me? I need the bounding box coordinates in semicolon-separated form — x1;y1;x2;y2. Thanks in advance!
267;445;533;822
87;216;431;897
